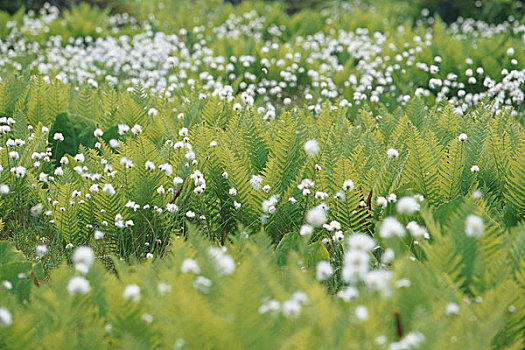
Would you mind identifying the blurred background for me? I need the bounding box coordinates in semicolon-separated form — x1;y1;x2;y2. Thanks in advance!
0;0;523;24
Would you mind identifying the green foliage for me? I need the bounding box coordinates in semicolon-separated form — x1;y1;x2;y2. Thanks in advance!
0;1;523;348
0;220;523;349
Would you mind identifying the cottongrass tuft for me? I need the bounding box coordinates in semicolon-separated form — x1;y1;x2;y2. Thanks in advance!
0;307;12;327
123;284;141;302
67;276;90;295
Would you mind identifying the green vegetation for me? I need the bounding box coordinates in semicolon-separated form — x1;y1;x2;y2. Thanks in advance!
0;1;524;349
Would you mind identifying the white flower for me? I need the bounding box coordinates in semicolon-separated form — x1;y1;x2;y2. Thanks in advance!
208;248;235;275
465;214;484;237
11;166;26;178
67;276;90;295
192;276;212;293
131;124;142;135
2;281;12;290
38;172;48;182
364;269;393;292
178;127;188;137
94;128;104;138
282;299;301;317
347;233;376;251
158;282;172;295
36;244;48;258
185;211;195;218
304;139;320;156
94;230;104;240
0;184;9;195
250;175;263;189
53;133;64;141
72;246;95;273
299;224;314;236
305;206;327;227
54;167;64;176
30;203;43;217
316;261;334;281
181;259;200;274
262;195;279;213
145;161;155;170
332;231;344;244
406;221;427;238
166;203;178;213
109;139;120;148
102;184;116;195
337;286;359;302
343;179;354;191
74;154;85;162
470;165;479;173
148;108;158;117
209;141;217;147
259;299;280;314
445;302;460;316
379;217;406;238
342;250;370;283
355;305;368;320
386;148;399;158
396;196;419;215
506;47;515;56
89;184;99;193
159;163;173;176
381;248;395;264
123;284;140;302
387;193;397;203
8;151;19;160
118;124;130;135
458;133;468;142
229;188;237;196
0;308;13;327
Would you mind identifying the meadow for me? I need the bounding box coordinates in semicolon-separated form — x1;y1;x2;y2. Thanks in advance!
0;0;524;348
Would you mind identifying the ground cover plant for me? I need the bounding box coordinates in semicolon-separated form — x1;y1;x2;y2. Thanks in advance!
0;0;524;349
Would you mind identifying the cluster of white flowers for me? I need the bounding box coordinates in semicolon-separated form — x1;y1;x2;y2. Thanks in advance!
1;6;521;115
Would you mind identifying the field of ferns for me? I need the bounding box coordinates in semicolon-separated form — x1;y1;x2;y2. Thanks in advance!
0;0;524;348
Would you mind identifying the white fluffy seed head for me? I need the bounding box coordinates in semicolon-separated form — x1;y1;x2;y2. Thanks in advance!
94;230;104;240
465;214;484;237
316;261;334;281
36;244;48;258
396;196;420;215
67;276;90;295
0;307;13;327
458;133;468;142
379;217;406;238
123;284;140;302
72;246;95;273
445;302;460;316
305;206;327;227
303;139;320;156
386;148;399;158
181;259;200;274
347;233;376;251
343;179;354;191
